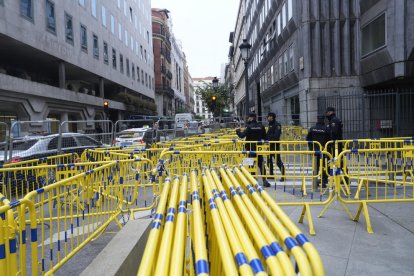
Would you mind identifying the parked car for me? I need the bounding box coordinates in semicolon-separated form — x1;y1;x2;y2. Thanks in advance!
0;133;105;164
113;127;154;148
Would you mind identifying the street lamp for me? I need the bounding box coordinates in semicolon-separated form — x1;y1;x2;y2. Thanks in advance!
239;39;251;118
212;76;219;89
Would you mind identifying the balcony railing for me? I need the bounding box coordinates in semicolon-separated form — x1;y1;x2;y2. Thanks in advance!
155;85;174;98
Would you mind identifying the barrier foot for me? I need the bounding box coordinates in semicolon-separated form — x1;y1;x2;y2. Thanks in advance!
341;175;351;196
354;201;374;234
299;203;316;235
318;190;335;218
114;218;123;229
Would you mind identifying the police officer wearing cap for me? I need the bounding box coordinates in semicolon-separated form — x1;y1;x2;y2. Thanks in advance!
236;112;266;177
307;114;330;187
264;112;286;187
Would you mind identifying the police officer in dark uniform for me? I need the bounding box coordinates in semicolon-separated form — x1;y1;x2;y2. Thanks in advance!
307;114;330;187
264;112;286;187
236;112;266;181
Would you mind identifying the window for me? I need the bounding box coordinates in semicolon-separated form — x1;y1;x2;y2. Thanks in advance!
21;0;33;20
145;73;148;87
284;51;288;75
130;36;133;51
79;0;85;7
362;13;386;56
278;56;283;79
277;14;281;36
65;13;73;44
141;70;144;84
118;24;122;41
132;63;135;80
117;0;121;9
129;7;133;22
125;30;128;47
140;45;143;59
112;48;117;69
137;66;140;81
91;0;97;18
289;46;294;71
120;53;124;73
101;6;107;27
146;31;150;44
103;42;108;64
144;50;147;63
80;24;87;51
288;0;293;20
123;0;127;16
111;15;115;34
282;3;287;29
126;58;130;76
46;0;56;33
93;34;99;58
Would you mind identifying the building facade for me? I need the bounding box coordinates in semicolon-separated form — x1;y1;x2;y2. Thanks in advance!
171;36;186;112
228;0;414;137
193;77;214;120
0;0;155;122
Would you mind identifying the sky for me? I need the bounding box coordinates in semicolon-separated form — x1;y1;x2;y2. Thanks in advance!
151;0;240;79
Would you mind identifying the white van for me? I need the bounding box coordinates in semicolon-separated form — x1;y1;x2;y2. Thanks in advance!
175;113;194;129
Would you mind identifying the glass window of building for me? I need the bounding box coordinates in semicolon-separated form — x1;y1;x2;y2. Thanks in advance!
120;54;124;73
79;0;85;7
130;36;133;51
80;24;88;51
284;51;288;75
144;50;147;63
103;42;108;64
93;34;99;59
101;6;107;27
141;70;144;84
46;0;56;33
282;3;287;29
140;45;143;59
278;56;283;79
126;59;130;76
91;0;97;18
123;0;127;16
277;14;281;36
132;63;135;80
118;23;122;41
117;0;121;9
65;13;73;44
288;0;293;20
129;7;133;22
125;30;128;47
112;48;117;69
146;31;150;44
21;0;33;20
289;46;294;71
111;15;115;34
137;66;140;81
145;73;148;87
362;13;386;56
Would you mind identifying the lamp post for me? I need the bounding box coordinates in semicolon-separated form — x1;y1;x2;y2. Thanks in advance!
212;76;219;89
239;39;251;118
211;77;218;117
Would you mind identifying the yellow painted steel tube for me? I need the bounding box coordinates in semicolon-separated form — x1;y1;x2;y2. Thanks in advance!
241;166;325;276
209;169;268;276
218;168;285;276
234;167;312;276
170;174;188;276
137;179;171;276
201;172;238;276
204;170;253;276
190;170;209;276
224;167;295;276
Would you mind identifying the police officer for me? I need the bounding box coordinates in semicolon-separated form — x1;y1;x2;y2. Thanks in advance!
264;112;286;187
307;114;330;187
236;112;266;181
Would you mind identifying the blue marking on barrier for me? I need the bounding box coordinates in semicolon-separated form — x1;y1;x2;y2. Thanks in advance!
196;259;209;275
0;244;5;259
0;196;5;202
174;151;180;154
0;164;2;168
235;252;248;267
351;149;358;153
250;258;265;273
285;237;298;250
220;191;226;196
208;198;214;204
65;231;67;242
82;210;85;220
57;164;65;168
329;168;342;176
154;213;163;221
236;186;242;191
50;249;53;261
193;196;200;201
222;195;229;201
135;173;140;181
152;222;161;229
9;239;16;253
261;245;274;259
213;193;220;200
209;203;217;210
212;188;218;194
238;190;245;196
257;187;264;193
315;150;321;156
296;233;309;245
178;207;186;213
168;207;175;214
37;188;45;194
42;259;45;272
166;215;174;222
231;190;237;197
9;200;20;207
270;242;283;255
31;228;37;242
76;216;80;227
179;200;186;206
58;240;61;251
22;230;26;244
248;187;255;194
0;213;4;220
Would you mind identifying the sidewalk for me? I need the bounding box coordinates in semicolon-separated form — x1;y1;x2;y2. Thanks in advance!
284;202;414;276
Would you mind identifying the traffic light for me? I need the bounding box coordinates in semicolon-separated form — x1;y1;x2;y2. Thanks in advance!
211;96;217;112
211;95;217;101
103;100;109;109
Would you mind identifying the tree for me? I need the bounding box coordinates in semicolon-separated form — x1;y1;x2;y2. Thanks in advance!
195;82;233;117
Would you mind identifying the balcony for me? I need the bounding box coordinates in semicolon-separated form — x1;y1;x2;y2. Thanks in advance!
166;70;173;80
155;85;174;98
161;65;167;74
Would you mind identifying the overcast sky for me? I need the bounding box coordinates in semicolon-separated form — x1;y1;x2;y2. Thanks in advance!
151;0;240;79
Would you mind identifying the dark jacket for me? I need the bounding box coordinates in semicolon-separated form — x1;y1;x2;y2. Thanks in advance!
266;121;282;141
236;121;266;151
306;122;329;150
327;115;343;141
